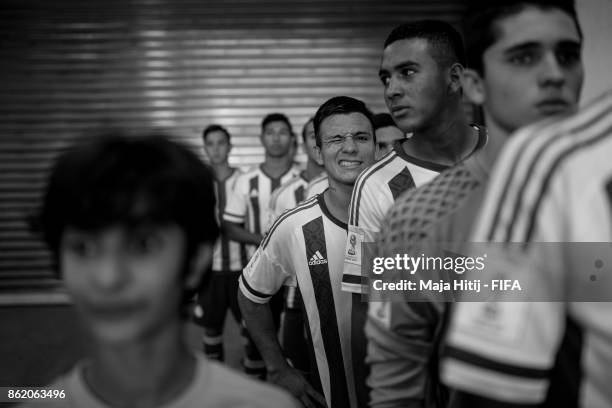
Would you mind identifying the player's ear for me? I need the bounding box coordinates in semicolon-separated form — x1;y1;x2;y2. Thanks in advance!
185;243;214;291
448;62;464;95
462;68;485;105
313;144;324;166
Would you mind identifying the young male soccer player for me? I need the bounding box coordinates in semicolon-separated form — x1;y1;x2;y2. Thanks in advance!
238;96;377;408
372;113;405;160
224;113;301;250
193;124;248;361
268;117;325;225
341;20;485;294
367;1;584;406
341;20;485;407
223;112;301;378
441;90;612;408
30;134;298;408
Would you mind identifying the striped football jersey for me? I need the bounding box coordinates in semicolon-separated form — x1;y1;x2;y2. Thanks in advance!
442;91;612;408
212;168;249;271
239;195;358;408
223;164;300;253
267;171;309;230
342;129;486;294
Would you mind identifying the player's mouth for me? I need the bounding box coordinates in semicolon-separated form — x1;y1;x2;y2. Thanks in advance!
390;105;411;117
536;99;571;115
338;160;363;168
87;302;144;320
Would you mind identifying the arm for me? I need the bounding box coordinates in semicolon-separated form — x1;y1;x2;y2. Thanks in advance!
223;221;263;246
238;289;326;408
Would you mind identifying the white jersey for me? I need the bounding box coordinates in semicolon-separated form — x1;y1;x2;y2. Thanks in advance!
442;91;612;408
223;164;300;253
212;168;248;271
341;142;446;294
267;171;309;230
342;130;486;294
239;195;358;408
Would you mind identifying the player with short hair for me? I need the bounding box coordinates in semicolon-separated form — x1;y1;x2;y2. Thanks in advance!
341;20;486;407
366;1;584;406
238;96;377;408
223;112;301;379
193;124;248;362
342;20;485;295
268;117;325;226
29;134;298;408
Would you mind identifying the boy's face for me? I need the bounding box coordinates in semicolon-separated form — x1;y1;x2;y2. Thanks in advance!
61;223;189;345
472;6;583;136
375;125;405;159
314;112;376;186
204;130;231;165
379;38;450;133
261;120;293;158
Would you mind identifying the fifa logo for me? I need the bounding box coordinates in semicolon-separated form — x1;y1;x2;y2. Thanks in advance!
348;234;357;256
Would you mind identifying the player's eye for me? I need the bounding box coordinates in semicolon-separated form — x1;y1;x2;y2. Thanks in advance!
64;236;100;258
508;50;537;66
556;47;581;67
400;68;416;77
128;233;163;254
379;75;390;86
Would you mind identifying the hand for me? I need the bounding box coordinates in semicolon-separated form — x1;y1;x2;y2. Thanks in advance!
268;367;327;408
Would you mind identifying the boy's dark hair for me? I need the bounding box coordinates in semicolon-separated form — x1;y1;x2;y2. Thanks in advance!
384;20;466;68
202;124;231;143
301;117;315;143
261;113;294;136
313;96;376;147
40;134;219;283
463;0;582;75
372;113;397;130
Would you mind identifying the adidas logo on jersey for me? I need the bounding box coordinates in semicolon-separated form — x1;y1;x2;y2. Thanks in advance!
308;251;328;266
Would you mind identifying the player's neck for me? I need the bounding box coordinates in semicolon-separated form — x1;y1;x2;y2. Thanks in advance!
261;155;293;178
305;159;324;181
211;162;232;180
479;112;512;173
323;180;352;224
405;111;478;166
85;321;195;408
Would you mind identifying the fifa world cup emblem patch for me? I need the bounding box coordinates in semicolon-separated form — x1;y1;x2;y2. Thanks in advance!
348;233;357;256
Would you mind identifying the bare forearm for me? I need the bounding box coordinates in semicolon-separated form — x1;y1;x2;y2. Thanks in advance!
224;221;263;246
238;290;289;373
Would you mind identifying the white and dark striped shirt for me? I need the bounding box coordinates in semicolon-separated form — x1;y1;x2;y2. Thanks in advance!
239;194;358;408
223;164;300;254
212;168;248;272
442;91;612;408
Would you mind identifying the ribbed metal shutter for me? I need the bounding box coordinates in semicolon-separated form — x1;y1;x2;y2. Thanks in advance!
0;0;467;299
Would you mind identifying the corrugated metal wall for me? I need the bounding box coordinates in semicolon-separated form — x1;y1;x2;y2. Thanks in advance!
0;0;466;298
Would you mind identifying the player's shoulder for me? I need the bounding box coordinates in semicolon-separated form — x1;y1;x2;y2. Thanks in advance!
381;161;479;245
355;150;404;188
262;196;320;247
